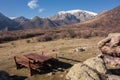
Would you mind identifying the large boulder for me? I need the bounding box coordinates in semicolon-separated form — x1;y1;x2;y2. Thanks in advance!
66;63;101;80
98;33;120;68
66;57;107;80
83;57;107;74
98;33;120;57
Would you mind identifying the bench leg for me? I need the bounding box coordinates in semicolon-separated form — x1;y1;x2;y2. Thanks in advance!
29;68;37;76
29;61;35;76
14;56;24;69
14;57;20;69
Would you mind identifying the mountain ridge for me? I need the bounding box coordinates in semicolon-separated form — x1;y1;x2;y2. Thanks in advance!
0;6;120;43
0;9;97;31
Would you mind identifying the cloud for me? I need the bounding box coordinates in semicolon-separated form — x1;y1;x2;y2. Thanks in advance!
27;0;44;13
38;8;44;13
27;0;38;9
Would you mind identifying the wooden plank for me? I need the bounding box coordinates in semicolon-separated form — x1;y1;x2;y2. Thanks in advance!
24;53;53;63
14;56;29;67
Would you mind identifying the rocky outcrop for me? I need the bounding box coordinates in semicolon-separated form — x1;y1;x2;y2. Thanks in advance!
83;57;107;74
66;57;107;80
98;33;120;57
98;33;120;68
66;33;120;80
66;63;101;80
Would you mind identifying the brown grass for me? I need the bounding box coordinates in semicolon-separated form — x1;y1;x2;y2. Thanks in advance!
0;37;103;80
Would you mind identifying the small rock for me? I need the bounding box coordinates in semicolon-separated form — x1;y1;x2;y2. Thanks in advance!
58;68;64;72
47;72;55;76
47;72;52;76
60;74;64;78
72;47;86;53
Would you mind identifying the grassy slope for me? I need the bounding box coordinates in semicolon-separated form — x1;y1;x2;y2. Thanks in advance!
0;37;103;80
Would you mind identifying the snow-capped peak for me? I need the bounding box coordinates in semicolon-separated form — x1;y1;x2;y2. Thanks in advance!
58;9;97;16
9;17;16;19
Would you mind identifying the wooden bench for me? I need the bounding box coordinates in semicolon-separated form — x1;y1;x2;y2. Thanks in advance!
14;56;29;69
14;56;40;76
14;53;59;76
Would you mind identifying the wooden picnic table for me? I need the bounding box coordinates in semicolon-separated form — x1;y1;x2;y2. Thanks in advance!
14;53;58;76
24;53;53;63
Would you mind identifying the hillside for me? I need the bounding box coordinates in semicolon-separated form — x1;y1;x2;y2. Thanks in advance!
0;6;120;43
62;5;120;37
0;37;103;80
18;16;58;29
76;5;120;29
0;12;18;31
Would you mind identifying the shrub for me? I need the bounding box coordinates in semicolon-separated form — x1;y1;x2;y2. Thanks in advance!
36;34;52;42
59;29;76;39
26;40;31;43
81;30;92;39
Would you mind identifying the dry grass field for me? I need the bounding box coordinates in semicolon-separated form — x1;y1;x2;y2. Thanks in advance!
0;37;104;80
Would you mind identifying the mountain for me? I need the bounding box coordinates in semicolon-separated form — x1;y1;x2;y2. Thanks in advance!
0;9;97;31
0;12;18;31
75;5;120;29
50;10;97;25
18;16;58;29
18;10;98;29
13;16;29;24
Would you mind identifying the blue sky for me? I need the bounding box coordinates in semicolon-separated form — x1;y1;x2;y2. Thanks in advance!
0;0;119;19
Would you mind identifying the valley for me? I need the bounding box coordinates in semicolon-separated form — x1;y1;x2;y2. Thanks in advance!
0;37;103;80
0;2;119;80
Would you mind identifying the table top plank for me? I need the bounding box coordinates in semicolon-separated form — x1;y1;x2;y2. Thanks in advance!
24;53;53;63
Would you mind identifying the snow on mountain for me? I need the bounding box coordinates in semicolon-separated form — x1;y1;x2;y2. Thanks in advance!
50;9;97;26
58;10;97;16
9;17;16;19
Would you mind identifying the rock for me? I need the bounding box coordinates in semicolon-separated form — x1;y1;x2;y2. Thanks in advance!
98;33;120;68
98;37;111;49
73;47;86;52
66;63;102;80
47;72;55;76
64;70;68;73
98;33;120;57
47;72;53;76
101;54;120;68
108;33;120;38
107;74;120;80
58;68;64;72
84;57;107;74
60;74;64;78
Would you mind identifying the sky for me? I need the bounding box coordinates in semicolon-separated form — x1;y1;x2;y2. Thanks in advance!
0;0;119;19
